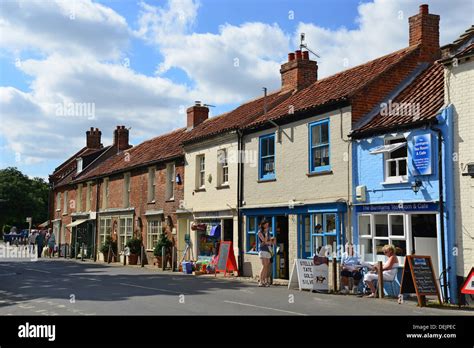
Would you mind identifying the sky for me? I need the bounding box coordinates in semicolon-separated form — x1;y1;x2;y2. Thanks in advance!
0;0;473;180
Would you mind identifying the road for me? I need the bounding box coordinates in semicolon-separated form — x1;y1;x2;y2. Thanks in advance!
0;259;472;316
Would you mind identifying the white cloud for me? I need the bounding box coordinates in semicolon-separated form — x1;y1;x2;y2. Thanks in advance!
296;0;474;78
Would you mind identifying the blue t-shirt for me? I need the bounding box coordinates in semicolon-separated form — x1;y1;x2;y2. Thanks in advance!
341;253;360;266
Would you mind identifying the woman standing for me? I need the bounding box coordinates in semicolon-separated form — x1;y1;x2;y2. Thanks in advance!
48;229;56;258
258;219;275;287
363;244;399;298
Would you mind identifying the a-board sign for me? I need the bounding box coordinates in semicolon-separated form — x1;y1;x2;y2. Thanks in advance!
400;255;441;306
460;267;474;295
215;241;238;276
313;263;329;291
288;259;314;291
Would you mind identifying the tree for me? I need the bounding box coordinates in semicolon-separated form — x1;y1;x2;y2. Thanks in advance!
0;167;50;231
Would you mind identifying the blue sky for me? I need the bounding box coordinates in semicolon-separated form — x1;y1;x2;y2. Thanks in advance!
0;0;472;179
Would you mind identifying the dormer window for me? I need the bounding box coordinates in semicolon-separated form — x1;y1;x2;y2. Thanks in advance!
76;158;83;174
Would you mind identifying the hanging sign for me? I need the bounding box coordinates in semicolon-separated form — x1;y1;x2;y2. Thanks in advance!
413;134;432;175
400;255;441;306
460;267;474;295
288;259;314;291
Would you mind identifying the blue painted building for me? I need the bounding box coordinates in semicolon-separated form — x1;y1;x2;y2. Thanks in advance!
350;63;458;303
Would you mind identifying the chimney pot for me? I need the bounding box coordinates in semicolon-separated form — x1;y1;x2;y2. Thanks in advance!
420;4;429;14
86;127;102;149
295;50;302;60
113;125;130;151
302;51;309;60
288;53;295;61
187;103;209;130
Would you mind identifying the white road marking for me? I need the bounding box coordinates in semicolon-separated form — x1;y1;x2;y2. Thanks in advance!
25;268;51;274
79;277;100;281
223;300;307;316
119;282;181;294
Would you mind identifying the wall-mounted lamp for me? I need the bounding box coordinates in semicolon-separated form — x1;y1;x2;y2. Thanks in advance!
176;173;182;185
411;179;422;193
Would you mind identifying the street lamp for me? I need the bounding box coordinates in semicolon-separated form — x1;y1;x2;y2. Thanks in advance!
411;179;422;193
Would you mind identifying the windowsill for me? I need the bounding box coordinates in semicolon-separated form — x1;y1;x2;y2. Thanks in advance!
307;170;333;177
194;188;206;192
147;200;156;204
216;184;230;190
381;178;408;185
165;199;175;203
62;213;68;216
56;209;61;212
257;178;276;183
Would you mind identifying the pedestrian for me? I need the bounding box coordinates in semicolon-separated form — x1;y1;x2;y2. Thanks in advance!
36;230;45;258
47;229;56;258
257;219;275;287
28;230;37;255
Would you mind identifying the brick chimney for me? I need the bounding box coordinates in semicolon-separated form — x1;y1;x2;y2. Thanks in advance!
86;127;102;149
409;4;440;62
113;125;130;152
280;49;318;92
186;101;209;130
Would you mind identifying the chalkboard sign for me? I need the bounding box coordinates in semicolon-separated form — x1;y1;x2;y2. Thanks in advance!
400;255;441;306
215;241;238;276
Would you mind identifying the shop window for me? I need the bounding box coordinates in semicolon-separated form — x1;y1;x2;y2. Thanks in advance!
309;213;337;257
246;216;274;252
98;217;111;249
259;134;275;180
304;216;311;255
385;138;407;183
118;217;133;252
147;219;161;250
309;119;330;173
359;213;407;262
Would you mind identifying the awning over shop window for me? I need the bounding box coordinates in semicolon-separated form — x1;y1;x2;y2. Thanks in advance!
66;219;89;228
38;220;49;228
369;142;406;155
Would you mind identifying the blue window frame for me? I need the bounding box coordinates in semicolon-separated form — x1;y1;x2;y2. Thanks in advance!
309;119;330;173
259;134;276;180
298;213;339;259
246;215;274;253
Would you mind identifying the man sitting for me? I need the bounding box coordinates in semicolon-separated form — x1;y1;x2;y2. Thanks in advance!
340;243;363;294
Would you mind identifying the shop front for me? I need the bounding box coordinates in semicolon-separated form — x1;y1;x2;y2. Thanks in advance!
354;202;441;278
97;208;134;262
66;217;95;260
242;202;347;280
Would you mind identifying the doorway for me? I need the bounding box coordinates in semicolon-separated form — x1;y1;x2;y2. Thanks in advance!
275;216;289;279
223;219;233;242
411;214;439;278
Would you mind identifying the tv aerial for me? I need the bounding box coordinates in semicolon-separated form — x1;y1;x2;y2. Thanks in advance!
299;33;320;58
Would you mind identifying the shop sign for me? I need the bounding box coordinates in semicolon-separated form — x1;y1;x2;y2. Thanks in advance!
313;263;329;291
355;202;438;213
413;134;432;175
288;259;314;291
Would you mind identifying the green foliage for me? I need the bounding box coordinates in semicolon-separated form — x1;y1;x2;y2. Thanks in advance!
100;236;117;254
0;167;50;229
126;237;142;254
153;233;172;257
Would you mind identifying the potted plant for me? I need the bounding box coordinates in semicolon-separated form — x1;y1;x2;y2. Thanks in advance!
100;236;117;262
153;232;172;268
126;237;142;265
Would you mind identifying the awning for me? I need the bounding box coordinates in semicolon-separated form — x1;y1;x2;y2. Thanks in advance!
38;220;49;228
369;142;406;155
66;219;90;228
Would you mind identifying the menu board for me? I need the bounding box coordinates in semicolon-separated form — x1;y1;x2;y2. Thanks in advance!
216;242;230;271
400;255;441;306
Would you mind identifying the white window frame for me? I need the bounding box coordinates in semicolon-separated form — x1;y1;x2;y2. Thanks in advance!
118;216;133;252
77;184;82;212
76;158;83;174
147;219;162;251
197;155;205;189
123;172;131;208
99;217;111;249
218;149;229;186
86;182;92;211
63;191;68;215
147;167;156;203
359;213;408;262
165;163;175;201
56;192;61;212
383;137;408;184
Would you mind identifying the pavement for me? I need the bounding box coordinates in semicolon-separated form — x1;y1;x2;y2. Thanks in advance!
0;258;472;316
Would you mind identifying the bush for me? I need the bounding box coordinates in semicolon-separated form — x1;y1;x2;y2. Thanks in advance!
100;236;117;255
153;233;172;257
126;237;142;255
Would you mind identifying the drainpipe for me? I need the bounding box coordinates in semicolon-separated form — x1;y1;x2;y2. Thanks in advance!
430;125;448;303
237;129;244;273
94;178;101;262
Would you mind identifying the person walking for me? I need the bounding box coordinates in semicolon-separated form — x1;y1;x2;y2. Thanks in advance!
28;230;37;255
257;219;275;287
48;229;56;258
36;230;45;258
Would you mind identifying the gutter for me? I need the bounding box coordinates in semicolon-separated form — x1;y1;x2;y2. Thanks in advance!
237;128;244;274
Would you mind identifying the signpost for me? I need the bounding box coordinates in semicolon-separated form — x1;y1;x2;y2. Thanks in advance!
215;241;238;277
413;134;432;175
400;255;441;306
